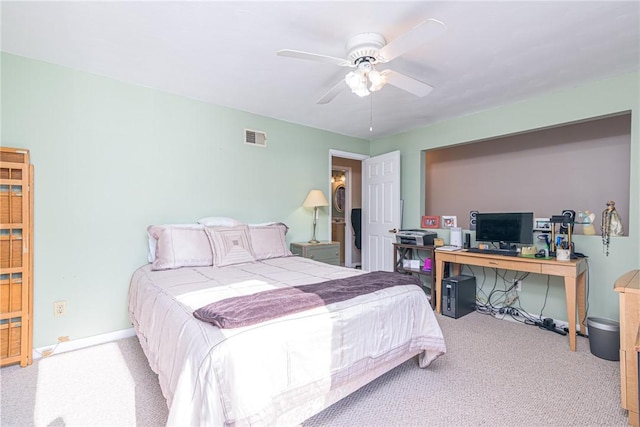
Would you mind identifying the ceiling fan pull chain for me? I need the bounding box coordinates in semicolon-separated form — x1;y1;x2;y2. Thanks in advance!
369;95;374;132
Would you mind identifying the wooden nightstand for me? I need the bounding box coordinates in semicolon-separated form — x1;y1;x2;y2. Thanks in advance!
290;242;341;266
614;270;640;427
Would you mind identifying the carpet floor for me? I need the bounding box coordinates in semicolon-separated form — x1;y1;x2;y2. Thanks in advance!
0;311;629;426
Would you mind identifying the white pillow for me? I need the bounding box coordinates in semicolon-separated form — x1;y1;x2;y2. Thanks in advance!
249;221;290;234
147;224;213;270
147;223;204;262
205;225;256;267
197;216;244;227
249;223;292;260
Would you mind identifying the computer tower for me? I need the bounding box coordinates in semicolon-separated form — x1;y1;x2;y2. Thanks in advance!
442;275;476;319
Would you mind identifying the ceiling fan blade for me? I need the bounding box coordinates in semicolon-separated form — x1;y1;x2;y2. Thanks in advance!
317;79;346;104
377;19;446;63
382;70;434;97
277;49;352;67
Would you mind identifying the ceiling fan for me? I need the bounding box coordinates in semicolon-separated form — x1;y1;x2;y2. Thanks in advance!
277;19;446;104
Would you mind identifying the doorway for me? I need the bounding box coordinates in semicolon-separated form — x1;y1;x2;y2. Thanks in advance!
330;150;367;268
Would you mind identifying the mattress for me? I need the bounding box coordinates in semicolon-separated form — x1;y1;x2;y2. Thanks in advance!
128;255;446;426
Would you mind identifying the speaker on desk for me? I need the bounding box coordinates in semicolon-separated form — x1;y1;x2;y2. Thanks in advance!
560;209;575;234
442;275;477;319
469;210;478;231
464;233;471;249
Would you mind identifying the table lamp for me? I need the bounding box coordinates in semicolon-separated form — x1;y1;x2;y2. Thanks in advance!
302;189;329;243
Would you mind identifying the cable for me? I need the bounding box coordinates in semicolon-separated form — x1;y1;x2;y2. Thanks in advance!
538;274;551;320
473;266;491;304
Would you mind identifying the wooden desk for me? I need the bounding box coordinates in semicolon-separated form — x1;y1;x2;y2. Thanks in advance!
434;250;588;351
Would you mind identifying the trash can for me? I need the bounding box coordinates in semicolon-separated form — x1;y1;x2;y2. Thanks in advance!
587;317;620;361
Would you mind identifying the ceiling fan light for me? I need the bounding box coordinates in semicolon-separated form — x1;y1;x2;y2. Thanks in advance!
354;86;370;97
345;71;360;88
345;70;370;96
368;69;386;92
368;68;381;83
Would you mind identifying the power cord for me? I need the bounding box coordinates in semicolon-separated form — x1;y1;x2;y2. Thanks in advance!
463;264;591;339
32;336;70;358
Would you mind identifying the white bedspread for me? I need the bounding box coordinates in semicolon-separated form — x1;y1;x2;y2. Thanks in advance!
129;256;446;426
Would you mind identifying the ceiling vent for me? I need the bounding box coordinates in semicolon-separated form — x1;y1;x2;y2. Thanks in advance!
244;129;267;147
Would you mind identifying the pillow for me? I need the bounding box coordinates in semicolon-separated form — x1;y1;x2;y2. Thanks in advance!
147;225;213;270
249;221;290;234
205;225;256;267
147;223;204;262
197;216;244;227
249;223;292;260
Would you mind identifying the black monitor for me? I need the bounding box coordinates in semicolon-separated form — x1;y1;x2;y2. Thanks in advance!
475;212;534;246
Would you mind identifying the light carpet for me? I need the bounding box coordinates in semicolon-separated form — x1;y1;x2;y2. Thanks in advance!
0;312;629;426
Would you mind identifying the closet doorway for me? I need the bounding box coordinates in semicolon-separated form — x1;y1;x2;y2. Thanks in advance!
330;151;365;268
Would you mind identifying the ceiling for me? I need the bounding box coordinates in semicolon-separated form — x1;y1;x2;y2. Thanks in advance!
2;1;639;140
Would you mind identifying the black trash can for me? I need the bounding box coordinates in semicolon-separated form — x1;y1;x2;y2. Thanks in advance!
587;317;620;361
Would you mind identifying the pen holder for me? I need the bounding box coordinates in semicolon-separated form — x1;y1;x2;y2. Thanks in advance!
556;248;571;261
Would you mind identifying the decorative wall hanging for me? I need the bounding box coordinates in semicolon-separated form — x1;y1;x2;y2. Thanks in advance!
601;201;624;256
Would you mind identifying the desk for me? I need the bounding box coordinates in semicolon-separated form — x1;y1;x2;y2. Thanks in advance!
434;250;588;351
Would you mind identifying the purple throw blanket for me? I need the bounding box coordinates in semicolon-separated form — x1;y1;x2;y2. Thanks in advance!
193;271;423;329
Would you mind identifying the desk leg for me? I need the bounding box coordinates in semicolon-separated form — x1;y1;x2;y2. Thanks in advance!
576;270;587;336
435;259;445;314
564;276;578;352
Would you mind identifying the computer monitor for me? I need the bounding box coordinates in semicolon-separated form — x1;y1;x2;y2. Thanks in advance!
475;212;534;246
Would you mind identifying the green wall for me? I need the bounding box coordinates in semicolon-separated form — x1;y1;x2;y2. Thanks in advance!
2;51;638;349
1;53;369;348
372;72;640;324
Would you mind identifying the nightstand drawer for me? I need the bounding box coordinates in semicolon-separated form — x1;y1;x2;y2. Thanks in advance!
290;242;341;265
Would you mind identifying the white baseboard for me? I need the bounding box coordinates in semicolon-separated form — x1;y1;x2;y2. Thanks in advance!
33;327;136;360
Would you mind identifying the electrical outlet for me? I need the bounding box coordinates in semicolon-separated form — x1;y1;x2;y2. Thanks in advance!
514;280;522;291
54;301;66;317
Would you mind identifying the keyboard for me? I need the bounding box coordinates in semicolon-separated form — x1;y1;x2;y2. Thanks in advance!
435;245;462;251
466;247;519;257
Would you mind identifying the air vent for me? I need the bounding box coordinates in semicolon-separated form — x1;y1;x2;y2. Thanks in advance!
244;129;267;147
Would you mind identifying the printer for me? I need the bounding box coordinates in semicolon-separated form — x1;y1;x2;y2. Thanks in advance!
396;229;437;246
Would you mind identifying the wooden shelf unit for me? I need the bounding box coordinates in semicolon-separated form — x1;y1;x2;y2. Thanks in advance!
0;147;34;367
393;243;437;309
614;270;640;427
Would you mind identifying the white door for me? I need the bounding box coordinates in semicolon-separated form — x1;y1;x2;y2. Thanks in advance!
362;150;401;272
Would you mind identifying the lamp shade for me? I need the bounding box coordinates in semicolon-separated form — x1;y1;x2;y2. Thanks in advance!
302;190;329;207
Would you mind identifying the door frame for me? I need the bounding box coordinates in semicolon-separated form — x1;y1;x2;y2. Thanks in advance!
329;149;369;267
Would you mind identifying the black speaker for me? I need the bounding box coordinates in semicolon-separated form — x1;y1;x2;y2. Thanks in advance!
442;275;476;319
469;210;478;231
464;233;471;249
560;209;575;234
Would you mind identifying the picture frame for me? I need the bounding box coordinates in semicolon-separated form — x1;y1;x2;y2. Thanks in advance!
534;217;551;231
441;215;457;228
421;215;440;228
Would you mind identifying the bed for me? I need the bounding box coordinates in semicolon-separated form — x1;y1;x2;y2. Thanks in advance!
129;220;446;426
